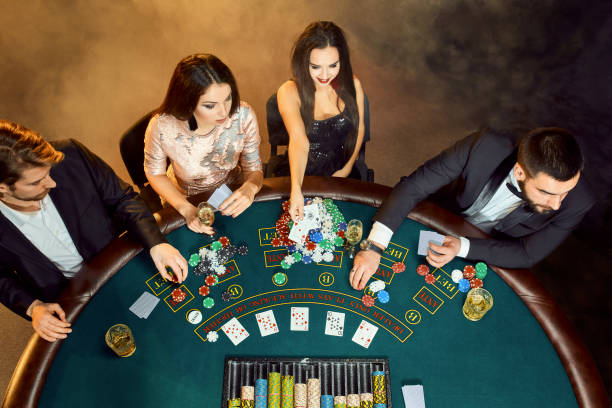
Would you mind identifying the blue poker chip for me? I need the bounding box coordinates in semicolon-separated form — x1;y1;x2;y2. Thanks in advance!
309;230;323;243
458;278;471;293
302;255;312;264
377;290;390;303
337;222;347;231
287;244;296;253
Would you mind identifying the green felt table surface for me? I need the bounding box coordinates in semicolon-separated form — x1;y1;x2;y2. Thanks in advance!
38;200;577;407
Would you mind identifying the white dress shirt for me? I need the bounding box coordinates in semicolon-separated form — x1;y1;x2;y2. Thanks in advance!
367;169;524;258
0;195;84;277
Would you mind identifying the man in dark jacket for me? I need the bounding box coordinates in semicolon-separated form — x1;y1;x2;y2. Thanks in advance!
350;127;594;290
0;120;188;341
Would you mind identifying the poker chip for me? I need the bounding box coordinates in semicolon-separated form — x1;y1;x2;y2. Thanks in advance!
218;236;230;247
273;272;287;285
369;280;385;293
206;330;219;342
210;241;222;251
451;269;463;283
470;278;484;288
217;245;236;264
392;262;406;273
292;251;303;262
377;290;390;304
271;237;282;247
416;264;430;276
361;294;375;307
463;265;476;280
215;265;227;275
458;278;471;293
333;236;344;246
322;251;334;262
221;291;233;302
280;260;290;269
203;297;215;309
171;288;186;302
475;262;488;279
309;230;323;243
193;261;211;276
205;275;217;287
187;309;202;324
198;285;210;296
188;253;200;267
237;244;249;256
424;274;437;285
302;255;312;264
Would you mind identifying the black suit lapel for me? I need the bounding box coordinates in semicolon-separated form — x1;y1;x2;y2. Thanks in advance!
466;150;518;215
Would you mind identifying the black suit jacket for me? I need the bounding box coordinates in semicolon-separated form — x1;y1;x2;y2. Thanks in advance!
0;139;166;318
374;129;595;268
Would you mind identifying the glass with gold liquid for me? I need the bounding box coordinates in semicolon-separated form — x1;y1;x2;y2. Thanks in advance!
197;202;215;226
105;324;136;357
462;288;493;321
345;219;363;258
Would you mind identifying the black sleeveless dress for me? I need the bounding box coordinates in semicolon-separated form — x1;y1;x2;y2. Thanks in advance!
274;112;354;177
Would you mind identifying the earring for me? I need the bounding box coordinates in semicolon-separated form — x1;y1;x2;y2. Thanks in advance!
188;115;198;131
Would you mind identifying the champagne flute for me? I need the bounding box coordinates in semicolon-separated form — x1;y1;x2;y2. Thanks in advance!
345;219;363;258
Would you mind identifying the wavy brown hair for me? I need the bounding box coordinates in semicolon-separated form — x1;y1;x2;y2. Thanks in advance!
291;21;358;160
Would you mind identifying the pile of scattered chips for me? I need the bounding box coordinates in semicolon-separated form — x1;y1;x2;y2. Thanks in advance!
171;288;186;303
273;198;347;269
414;263;438;285
364;280;390;306
452;262;488;293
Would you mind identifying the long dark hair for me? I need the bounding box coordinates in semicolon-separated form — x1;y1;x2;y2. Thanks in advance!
157;54;240;121
291;21;358;160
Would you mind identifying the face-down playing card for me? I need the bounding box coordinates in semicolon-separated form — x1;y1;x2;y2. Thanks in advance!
221;317;249;345
255;310;279;336
324;311;345;336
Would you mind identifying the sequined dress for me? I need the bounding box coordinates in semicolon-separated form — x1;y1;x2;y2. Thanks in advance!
275;112;353;177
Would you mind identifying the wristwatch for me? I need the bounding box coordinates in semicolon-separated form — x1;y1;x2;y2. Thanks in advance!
359;239;385;256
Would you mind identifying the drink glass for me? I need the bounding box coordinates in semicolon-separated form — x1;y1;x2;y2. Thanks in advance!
105;324;136;357
345;219;363;258
462;288;494;321
197;202;215;226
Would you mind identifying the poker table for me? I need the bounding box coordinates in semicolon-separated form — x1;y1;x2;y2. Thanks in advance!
3;177;608;407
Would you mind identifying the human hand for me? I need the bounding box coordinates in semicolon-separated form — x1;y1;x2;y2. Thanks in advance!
350;250;381;290
179;203;215;235
30;301;72;342
219;184;256;218
150;243;189;283
289;190;304;222
426;236;461;268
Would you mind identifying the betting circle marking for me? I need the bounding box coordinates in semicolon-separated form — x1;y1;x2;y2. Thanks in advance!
227;284;243;300
318;272;335;287
404;309;422;325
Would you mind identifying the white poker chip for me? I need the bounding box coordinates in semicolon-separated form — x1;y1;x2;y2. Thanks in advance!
322;251;334;262
451;269;463;283
369;280;385;293
207;331;219;342
187;309;202;325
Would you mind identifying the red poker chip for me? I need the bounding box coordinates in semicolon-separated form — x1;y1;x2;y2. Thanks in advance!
425;274;437;284
337;230;345;238
198;285;210;296
392;262;406;273
306;241;317;251
470;278;483;288
282;201;290;212
361;294;375;307
218;236;230;247
171;288;184;298
205;275;217;286
271;238;282;247
416;264;430;276
463;265;476;280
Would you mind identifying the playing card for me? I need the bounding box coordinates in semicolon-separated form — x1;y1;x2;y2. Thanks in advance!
221;317;249;346
207;184;233;210
351;320;379;348
290;307;309;331
255;310;279;336
324;311;345;336
402;384;426;408
129;291;159;319
302;204;320;228
417;230;445;256
288;221;310;243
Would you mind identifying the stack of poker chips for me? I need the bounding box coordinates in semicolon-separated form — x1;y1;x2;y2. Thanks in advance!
272;197;347;269
224;359;390;408
452;261;488;292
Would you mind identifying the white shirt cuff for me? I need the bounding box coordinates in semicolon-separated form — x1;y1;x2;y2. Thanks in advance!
457;236;470;258
367;221;393;249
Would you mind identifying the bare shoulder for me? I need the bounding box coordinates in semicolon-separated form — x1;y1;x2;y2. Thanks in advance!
352;76;364;95
277;80;301;109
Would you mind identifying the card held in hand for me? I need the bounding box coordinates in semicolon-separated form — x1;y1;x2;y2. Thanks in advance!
255;310;279;336
290;307;309;331
221;317;249;346
324;311;345;336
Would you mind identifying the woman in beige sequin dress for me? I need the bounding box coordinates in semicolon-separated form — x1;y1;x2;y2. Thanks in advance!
144;54;263;234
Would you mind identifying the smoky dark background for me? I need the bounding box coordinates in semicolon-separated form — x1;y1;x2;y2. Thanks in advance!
1;0;610;398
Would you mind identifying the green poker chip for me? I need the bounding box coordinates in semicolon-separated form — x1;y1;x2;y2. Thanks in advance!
273;272;287;285
475;262;488;279
188;253;200;267
210;241;222;251
333;236;344;246
203;297;215;308
292;252;302;262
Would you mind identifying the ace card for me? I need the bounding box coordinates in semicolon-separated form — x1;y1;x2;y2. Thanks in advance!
351;320;379;348
324;311;345;336
255;310;279;336
290;307;309;331
221;317;249;346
